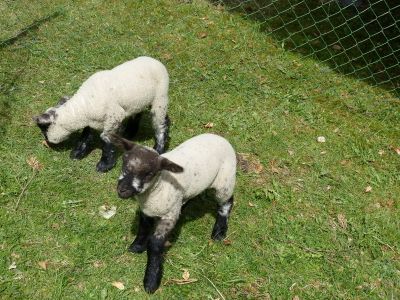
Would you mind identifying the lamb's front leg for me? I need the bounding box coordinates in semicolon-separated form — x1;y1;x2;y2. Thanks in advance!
70;127;94;159
129;212;154;253
144;217;176;293
97;112;125;172
96;133;117;173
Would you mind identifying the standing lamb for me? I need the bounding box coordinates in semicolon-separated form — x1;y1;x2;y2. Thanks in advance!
33;56;170;172
111;133;236;293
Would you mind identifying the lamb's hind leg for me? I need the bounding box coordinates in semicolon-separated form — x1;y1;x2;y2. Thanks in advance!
212;196;234;241
144;217;176;293
129;212;154;253
70;127;94;159
151;99;169;154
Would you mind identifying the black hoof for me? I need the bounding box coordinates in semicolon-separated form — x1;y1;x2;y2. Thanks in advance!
96;160;116;173
128;242;147;253
143;276;161;294
70;148;89;160
211;226;227;241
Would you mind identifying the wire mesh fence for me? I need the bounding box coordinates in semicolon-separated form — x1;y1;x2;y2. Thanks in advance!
211;0;400;96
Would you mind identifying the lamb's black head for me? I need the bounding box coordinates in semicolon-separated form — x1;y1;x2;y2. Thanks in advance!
110;134;183;199
33;96;70;145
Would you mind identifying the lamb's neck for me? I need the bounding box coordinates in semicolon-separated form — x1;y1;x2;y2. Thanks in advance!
56;95;89;132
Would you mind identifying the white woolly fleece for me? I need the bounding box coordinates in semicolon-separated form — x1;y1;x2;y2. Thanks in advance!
137;134;237;220
46;56;169;143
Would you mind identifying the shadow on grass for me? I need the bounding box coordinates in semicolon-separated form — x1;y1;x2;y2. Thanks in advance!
211;0;400;96
0;9;63;141
0;10;62;49
46;111;161;162
128;191;218;248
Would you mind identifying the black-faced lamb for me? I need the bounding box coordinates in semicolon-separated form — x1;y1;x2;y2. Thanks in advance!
111;133;236;293
33;56;170;172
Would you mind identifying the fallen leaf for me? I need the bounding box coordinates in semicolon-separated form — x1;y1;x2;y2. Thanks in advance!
365;186;372;193
288;150;295;156
204;122;214;128
378;149;385;156
164;240;172;247
248;202;255;207
223;239;232;246
8;261;17;270
293;296;300;300
317;136;326;143
99;205;117;219
111;281;125;290
162;53;173;61
51;223;60;230
11;253;20;259
27;156;43;171
394;147;400;155
42;140;50;148
198;32;208;38
39;80;45;84
93;261;103;268
237;153;264;174
38;260;48;270
333;127;340;133
337;213;347;229
182;269;190;281
134;286;140;292
332;44;342;51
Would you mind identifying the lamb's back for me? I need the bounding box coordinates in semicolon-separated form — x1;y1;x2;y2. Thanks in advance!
73;57;168;114
162;134;236;197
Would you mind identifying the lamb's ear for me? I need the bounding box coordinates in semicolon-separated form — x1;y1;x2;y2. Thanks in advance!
32;112;54;125
159;157;184;173
109;134;136;151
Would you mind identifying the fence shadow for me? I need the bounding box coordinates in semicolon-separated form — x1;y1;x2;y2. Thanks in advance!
211;0;400;96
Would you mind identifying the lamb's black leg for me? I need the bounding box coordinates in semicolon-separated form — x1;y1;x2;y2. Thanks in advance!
124;113;142;139
70;127;94;159
96;141;117;173
211;196;234;240
129;212;154;253
143;218;175;294
153;115;170;154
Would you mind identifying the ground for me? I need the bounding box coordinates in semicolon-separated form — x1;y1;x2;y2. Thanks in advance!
0;0;399;299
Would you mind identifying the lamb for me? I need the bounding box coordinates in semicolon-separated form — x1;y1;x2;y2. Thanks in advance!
110;133;236;293
33;56;170;172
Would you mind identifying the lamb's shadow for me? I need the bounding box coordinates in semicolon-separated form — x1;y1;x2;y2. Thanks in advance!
128;191;218;250
48;110;157;158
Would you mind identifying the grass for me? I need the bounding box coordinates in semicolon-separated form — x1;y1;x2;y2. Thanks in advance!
0;0;399;299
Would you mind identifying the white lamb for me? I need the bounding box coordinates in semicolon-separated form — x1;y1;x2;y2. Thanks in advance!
33;56;170;172
111;133;236;293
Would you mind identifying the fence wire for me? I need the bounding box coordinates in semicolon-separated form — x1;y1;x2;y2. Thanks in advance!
211;0;400;95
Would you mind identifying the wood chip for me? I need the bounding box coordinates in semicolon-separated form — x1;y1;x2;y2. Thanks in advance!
111;281;125;290
38;260;48;270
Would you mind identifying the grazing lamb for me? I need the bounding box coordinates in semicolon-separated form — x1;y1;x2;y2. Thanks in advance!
33;56;170;172
111;133;236;293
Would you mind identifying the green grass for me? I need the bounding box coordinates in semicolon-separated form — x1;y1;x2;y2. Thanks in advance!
1;0;399;299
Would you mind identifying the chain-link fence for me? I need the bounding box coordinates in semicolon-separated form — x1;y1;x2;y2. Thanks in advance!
211;0;400;96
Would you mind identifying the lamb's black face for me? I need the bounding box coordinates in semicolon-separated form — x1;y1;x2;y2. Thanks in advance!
117;147;161;198
111;134;184;199
33;96;70;145
37;123;50;141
